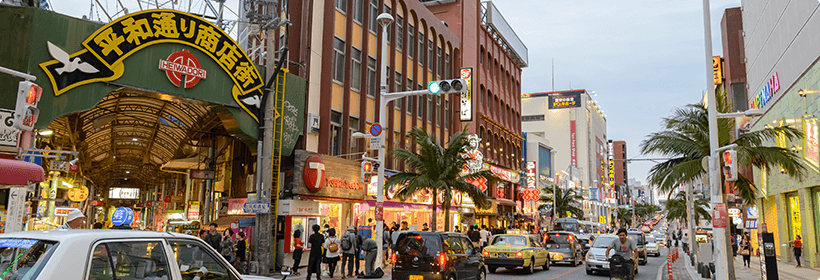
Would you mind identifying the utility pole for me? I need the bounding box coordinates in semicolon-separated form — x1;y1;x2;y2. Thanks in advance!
687;180;697;265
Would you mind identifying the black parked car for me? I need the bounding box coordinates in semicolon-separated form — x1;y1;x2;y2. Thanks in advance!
392;231;486;280
544;231;583;266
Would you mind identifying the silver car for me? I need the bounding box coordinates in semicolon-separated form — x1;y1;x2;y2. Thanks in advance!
646;239;661;257
585;234;638;276
0;229;279;280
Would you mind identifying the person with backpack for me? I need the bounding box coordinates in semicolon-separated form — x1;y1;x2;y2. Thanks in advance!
323;228;341;278
340;226;358;278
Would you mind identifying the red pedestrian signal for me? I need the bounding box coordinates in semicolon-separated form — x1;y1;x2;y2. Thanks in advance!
14;81;42;131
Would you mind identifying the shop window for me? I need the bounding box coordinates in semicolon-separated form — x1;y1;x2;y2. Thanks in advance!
330;111;343;156
332;37;345;84
351;47;362;92
788;194;802;241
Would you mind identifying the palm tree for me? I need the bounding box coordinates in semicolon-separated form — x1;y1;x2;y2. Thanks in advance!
385;128;492;232
538;186;583;220
665;192;711;225
635;203;661;224
616;208;633;228
640;88;804;203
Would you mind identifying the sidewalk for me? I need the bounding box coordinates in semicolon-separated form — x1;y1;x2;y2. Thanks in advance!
279;257;392;280
661;247;694;280
731;255;820;280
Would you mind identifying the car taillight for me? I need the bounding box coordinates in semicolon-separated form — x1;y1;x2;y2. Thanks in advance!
482;250;489;256
438;252;447;269
391;252;397;264
515;251;524;258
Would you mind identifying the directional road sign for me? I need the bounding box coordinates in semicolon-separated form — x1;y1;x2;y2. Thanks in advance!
243;202;271;214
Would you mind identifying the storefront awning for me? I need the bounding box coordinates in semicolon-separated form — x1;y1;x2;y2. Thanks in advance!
497;198;517;206
0;159;45;185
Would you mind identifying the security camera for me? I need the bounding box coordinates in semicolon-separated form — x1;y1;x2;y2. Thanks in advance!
69;158;79;165
377;13;394;28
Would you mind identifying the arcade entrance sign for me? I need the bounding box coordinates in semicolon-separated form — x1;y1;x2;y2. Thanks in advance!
38;9;265;121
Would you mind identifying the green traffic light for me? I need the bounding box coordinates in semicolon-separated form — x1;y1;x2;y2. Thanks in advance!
428;81;440;94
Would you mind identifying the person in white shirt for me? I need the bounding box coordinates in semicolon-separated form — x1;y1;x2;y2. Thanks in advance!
323;228;341;278
479;225;491;249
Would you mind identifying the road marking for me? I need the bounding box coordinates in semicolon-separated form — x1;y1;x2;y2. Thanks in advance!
546;266;584;280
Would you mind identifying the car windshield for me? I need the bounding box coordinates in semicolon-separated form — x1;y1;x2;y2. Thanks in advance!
628;234;644;245
395;234;442;256
593;236;618;248
491;236;527;246
0;238;58;279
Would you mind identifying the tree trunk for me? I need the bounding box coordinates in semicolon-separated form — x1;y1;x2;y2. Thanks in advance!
431;188;438;232
444;199;451;233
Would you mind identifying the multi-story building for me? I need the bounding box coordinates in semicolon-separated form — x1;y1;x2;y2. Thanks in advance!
521;89;608;224
610;140;628;205
275;0;528;235
742;1;820;268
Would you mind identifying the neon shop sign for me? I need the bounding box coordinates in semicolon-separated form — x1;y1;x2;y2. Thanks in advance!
750;72;780;109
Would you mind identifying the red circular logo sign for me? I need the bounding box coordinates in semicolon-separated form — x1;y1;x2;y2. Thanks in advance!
159;49;207;88
303;155;326;193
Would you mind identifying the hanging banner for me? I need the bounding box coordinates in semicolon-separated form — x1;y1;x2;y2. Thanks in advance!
38;9;265;122
459;68;473;121
712;56;723;85
804;118;819;167
570;120;577;167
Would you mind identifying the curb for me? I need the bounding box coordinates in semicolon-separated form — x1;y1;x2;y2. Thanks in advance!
683;256;700;280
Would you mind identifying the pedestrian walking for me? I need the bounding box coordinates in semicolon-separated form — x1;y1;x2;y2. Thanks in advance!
479;225;491;249
468;226;480;247
292;230;303;275
789;235;803;268
731;234;738;257
340;226;358;278
324;228;341;278
740;235;752;267
382;225;391;265
361;236;378;275
220;228;235;264
306;224;325;280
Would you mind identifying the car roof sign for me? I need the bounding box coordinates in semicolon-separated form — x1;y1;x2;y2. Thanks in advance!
0;238;38;249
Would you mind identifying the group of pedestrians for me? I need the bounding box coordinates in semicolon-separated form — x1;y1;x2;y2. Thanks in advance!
299;224;380;280
197;223;247;269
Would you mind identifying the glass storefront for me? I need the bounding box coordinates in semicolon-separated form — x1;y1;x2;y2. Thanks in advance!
788;193;802;241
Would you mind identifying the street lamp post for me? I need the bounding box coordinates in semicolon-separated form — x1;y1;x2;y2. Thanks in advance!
375;12;393;272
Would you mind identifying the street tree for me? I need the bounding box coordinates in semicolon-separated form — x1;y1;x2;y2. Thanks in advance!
665;192;711;225
386;128;492;232
538;186;584;221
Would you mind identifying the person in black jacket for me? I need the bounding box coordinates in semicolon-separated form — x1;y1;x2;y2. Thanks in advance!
306;224;325;280
205;223;222;252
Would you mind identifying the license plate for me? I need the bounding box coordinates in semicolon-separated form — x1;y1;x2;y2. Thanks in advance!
410;275;423;280
498;253;507;258
603;263;610;269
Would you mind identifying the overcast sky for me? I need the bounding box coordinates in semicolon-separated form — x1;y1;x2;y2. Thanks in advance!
51;0;742;188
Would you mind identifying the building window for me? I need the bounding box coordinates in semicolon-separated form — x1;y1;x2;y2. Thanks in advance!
522;115;545;122
436;96;441;125
335;0;347;13
428;41;433;71
480;48;485;65
351;47;362;92
396;16;403;50
444;53;450;79
486;53;491;71
427;95;433;122
408;26;414;58
418;33;424;65
367;56;376;97
352;0;363;23
417;94;423;119
479;86;485;108
332;37;345;83
407;79;413;114
368;0;377;33
437;47;443;78
394;71;402;108
444;100;449;128
349;116;360;156
330;111;343;156
385;6;392;42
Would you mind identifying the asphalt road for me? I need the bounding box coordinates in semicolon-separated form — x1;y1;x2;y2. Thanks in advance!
488;247;669;280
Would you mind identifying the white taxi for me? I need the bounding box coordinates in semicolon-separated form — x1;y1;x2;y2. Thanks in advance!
0;229;278;280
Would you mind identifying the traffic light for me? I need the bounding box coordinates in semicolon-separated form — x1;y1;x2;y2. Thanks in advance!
361;160;374;184
427;79;467;95
723;150;738;181
13;81;42;131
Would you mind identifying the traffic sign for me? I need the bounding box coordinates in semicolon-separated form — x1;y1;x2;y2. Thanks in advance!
544;204;553;210
375;202;384;221
243;202;271;214
370;123;382;137
369;136;382;150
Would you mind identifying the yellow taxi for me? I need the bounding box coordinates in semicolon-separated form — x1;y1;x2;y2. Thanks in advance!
482;234;550;274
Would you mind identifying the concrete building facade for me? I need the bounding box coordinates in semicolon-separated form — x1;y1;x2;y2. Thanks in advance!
742;0;820;268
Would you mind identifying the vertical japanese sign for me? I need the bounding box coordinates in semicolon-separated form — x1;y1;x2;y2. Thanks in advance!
570;120;577;167
608;140;614;186
526;161;536;188
459;68;473;121
713;56;723;85
5;187;27;233
804;118;819;167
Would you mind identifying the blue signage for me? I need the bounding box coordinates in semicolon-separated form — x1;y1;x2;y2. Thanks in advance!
589;188;600;201
123;208;134;226
112;207;128;226
0;239;38;249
